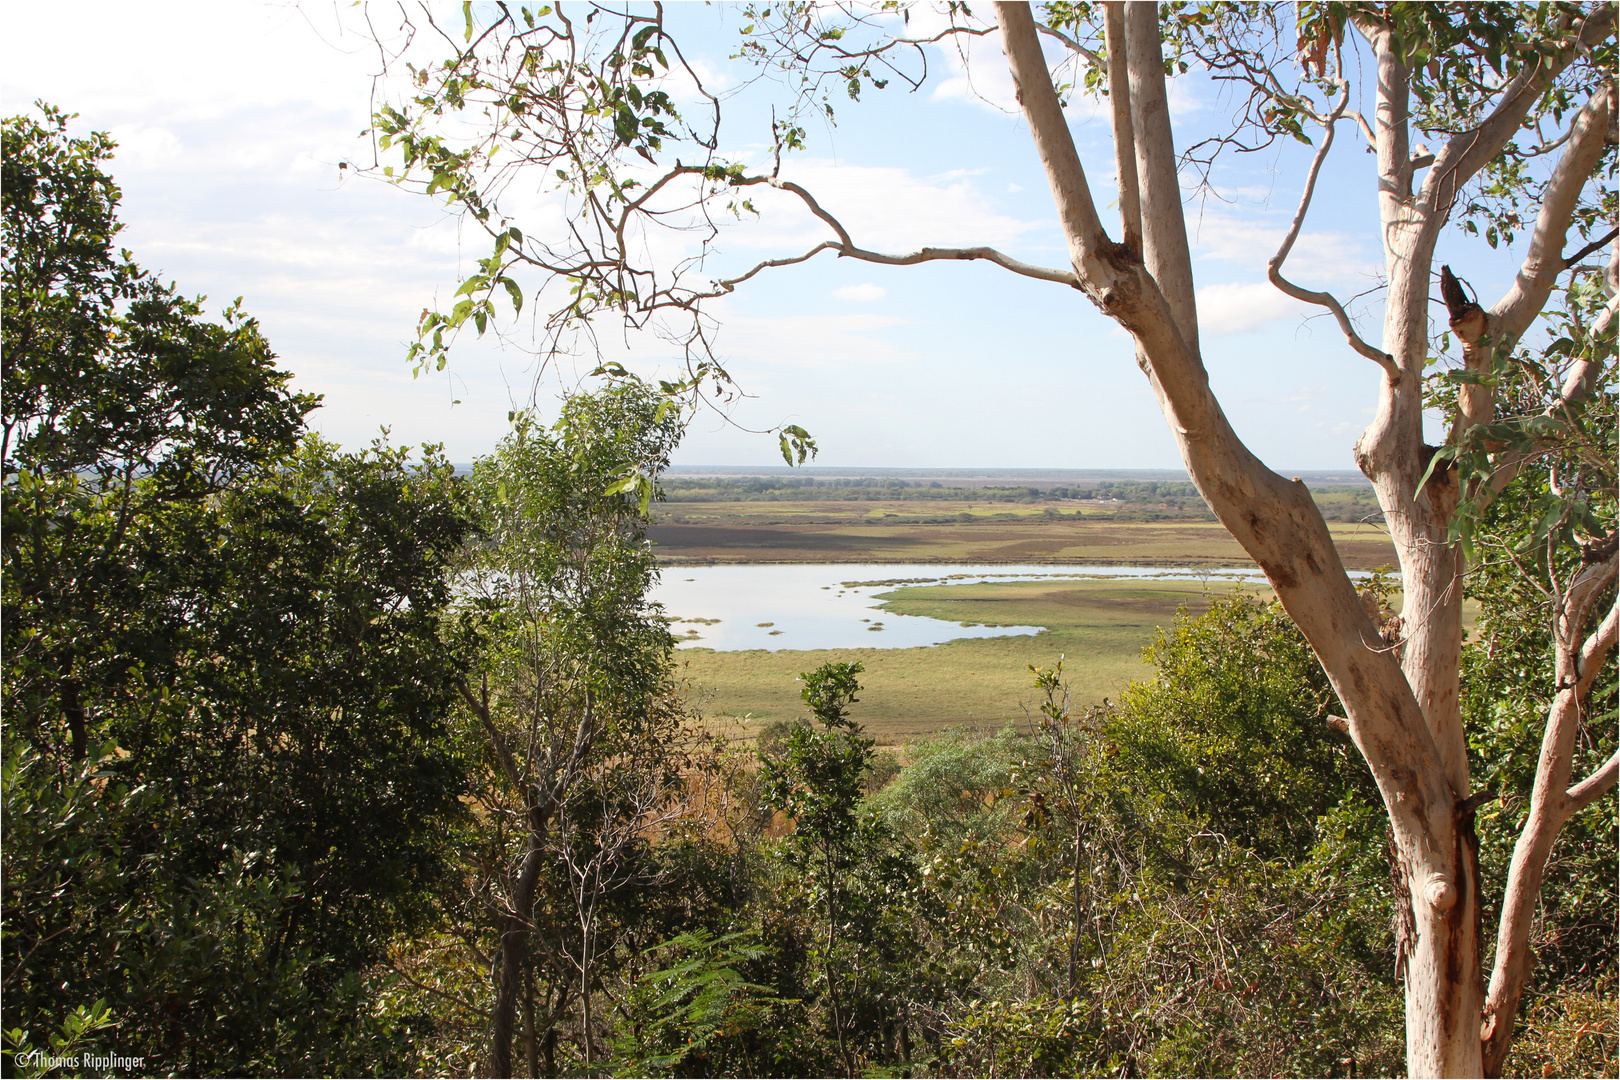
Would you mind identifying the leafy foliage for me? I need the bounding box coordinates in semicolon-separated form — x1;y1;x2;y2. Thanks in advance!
1427;270;1617;562
1112;592;1374;859
613;929;798;1078
2;105;472;1075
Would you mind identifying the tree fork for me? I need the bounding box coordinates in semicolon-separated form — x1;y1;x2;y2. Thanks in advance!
997;4;1487;1072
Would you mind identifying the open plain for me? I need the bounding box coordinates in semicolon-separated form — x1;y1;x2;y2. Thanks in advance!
650;500;1398;568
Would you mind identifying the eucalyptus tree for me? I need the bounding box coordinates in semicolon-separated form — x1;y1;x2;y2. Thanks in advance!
368;4;1615;1074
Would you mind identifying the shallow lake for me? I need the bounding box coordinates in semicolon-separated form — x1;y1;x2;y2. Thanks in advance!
651;563;1266;652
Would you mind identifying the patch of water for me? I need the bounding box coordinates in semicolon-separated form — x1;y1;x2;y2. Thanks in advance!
652;563;1266;652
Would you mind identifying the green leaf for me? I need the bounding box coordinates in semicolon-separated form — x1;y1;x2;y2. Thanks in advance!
602;474;639;497
1415;446;1456;494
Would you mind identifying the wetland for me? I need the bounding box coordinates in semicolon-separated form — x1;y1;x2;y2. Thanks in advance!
651;479;1400;746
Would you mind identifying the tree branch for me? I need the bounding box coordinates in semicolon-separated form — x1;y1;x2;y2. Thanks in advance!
1346;109;1378;151
768;179;855;249
1481;588;1618;1074
1555;557;1620;676
1351;16;1412;203
1488;84;1615;343
701;237;1081;302
1125;0;1199;352
837;243;1081;285
706;241;845;296
992;1;1112;278
1570;592;1619;701
1103;3;1141;254
1561;225;1619;270
1267;80;1398;377
1033;20;1102;67
689;174;1083;302
459;676;523;792
1422;7;1616;219
1567;749;1620;813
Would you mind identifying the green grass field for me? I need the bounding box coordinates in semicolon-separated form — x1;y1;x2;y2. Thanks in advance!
678;577;1272;747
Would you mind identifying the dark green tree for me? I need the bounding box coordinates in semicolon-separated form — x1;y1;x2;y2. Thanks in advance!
1111;591;1375;860
3;106;475;1075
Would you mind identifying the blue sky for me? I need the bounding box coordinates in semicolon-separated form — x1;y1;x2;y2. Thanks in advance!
3;2;1533;470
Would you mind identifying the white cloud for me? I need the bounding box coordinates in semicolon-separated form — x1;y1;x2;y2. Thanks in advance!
1196;282;1305;336
713;312;915;369
1189;211;1380;286
1166;77;1205;118
833;283;886;302
728;158;1038;255
105;124;185;169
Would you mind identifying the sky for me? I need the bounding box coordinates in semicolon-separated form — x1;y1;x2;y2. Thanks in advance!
2;2;1537;470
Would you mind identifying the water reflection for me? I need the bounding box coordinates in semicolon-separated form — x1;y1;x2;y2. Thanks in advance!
651;563;1263;652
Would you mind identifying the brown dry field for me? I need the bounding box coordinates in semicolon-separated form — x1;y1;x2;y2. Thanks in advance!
650;500;1398;569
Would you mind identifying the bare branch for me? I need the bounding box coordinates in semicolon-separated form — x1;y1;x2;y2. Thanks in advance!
704;237;1080;298
707;241;845;296
1267;82;1398;376
690;173;1084;303
1346;109;1378;151
1561;225;1619;270
767;179;855;249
